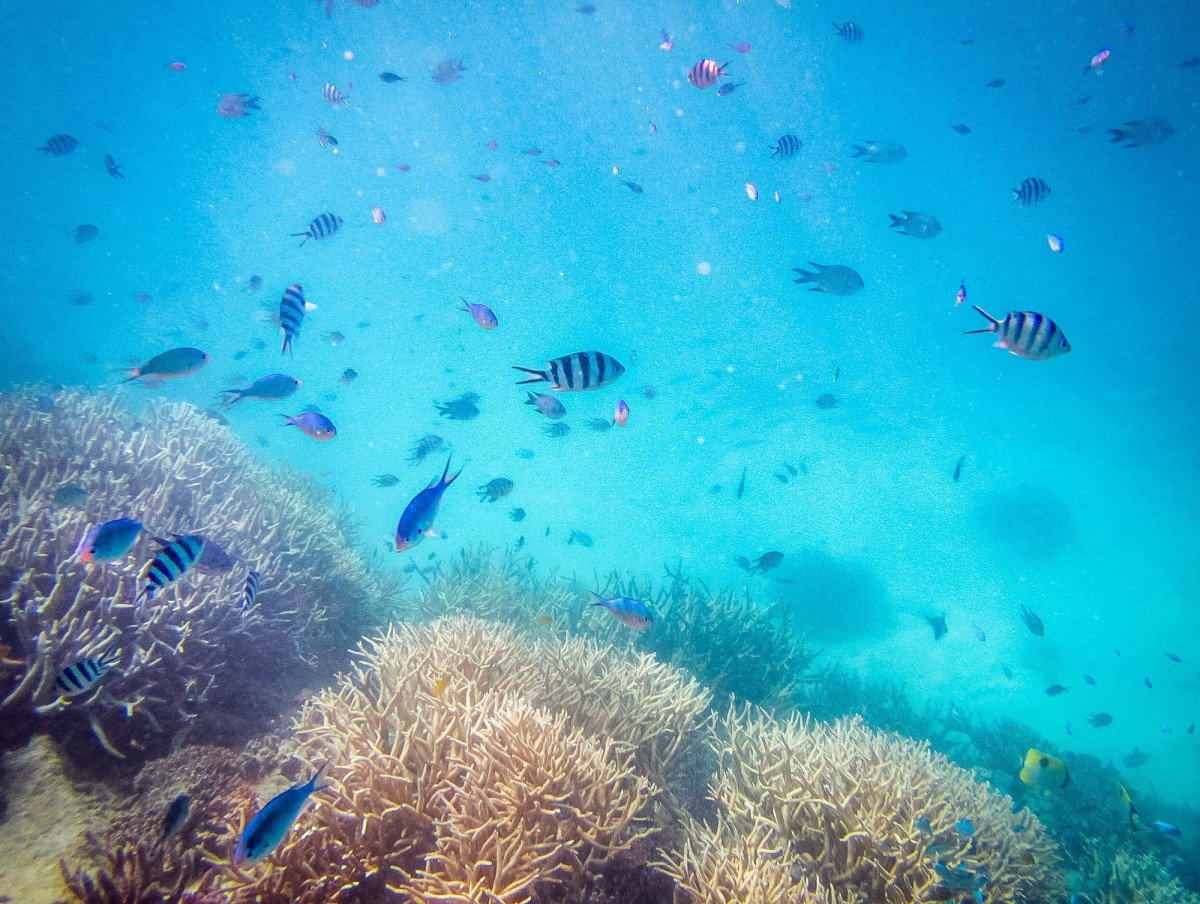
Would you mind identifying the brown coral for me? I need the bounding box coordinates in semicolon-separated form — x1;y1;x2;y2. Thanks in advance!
0;388;398;759
213;615;714;903
661;705;1064;904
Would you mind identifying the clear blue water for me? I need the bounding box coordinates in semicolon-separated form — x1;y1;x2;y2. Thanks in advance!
1;0;1196;812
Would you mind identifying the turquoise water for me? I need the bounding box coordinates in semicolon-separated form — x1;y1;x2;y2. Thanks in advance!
1;0;1196;819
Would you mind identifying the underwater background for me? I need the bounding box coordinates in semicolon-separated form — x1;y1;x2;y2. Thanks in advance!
0;0;1196;901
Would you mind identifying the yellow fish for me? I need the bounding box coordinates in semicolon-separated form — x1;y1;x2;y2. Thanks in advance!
430;675;451;698
535;614;553;626
1118;782;1138;829
1019;748;1070;790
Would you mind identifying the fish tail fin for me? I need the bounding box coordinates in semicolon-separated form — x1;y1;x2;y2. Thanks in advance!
307;761;333;793
114;367;142;383
588;591;607;606
831;21;841;33
219;390;243;408
513;366;549;385
279;414;295;426
964;305;999;334
99;647;122;668
281;333;293;356
524;391;538;406
887;213;904;227
791;266;815;284
290;232;310;246
247;96;261;110
440;456;464;487
851;144;866;157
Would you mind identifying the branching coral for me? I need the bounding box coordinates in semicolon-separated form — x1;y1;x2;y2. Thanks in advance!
0;388;399;760
660;705;1065;904
214;616;673;904
1087;848;1200;904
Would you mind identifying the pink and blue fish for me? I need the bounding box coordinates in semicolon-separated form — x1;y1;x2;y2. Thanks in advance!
589;592;653;630
395;457;463;551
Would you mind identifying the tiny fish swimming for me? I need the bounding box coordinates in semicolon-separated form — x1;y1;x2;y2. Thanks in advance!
291;213;343;246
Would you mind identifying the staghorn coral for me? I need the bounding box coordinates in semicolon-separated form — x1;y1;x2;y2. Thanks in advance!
215;616;666;903
1087;848;1200;904
659;704;1064;904
0;387;399;760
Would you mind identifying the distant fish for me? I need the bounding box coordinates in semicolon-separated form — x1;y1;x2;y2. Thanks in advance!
1154;821;1182;837
55;649;121;697
372;474;399;487
949;123;970;135
576;3;596;14
925;614;948;640
888;211;941;238
137;534;205;604
984;78;1006;88
395;457;462;551
972;622;986;642
221;373;301;407
431;59;465;85
1020;603;1045;636
1083;46;1111;75
477;478;514;502
291;213;343;246
321;83;349;107
196;539;237;577
279;284;313;355
771;134;802;158
1087;712;1113;727
120;347;210;383
1083;674;1096;685
745;182;759;201
241;569;260;613
1020;748;1069;789
52;484;89;507
1123;746;1150;768
585;416;613;432
717;81;745;96
966;306;1070;360
246;275;263;293
791;262;862;295
1047;234;1064;253
435;392;481;421
688;59;729;89
1107;117;1174;148
526;391;566;419
235;764;329;863
461;298;498;329
659;29;674;51
371;206;386;225
852;140;906;163
730;41;752;53
104;153;125;179
621;180;643;194
76;518;143;563
955;818;975;836
323;330;345;346
589;591;653;629
953;454;966;482
317;127;338;148
736;466;747;499
216;93;260;118
39;134;80;155
1165;652;1182;662
567;529;593;547
514;351;625;392
282;412;337;441
832;21;864;42
543;422;570;438
340;368;357;385
1044;684;1069;696
161;793;191;842
956;279;967;307
408;434;445;464
815;393;839;409
378;72;407;83
747;551;783;574
1012;176;1051;206
1181;57;1200;68
1144;675;1153;689
509;507;526;521
72;224;100;244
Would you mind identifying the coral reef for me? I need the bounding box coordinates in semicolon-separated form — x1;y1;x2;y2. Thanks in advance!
1085;848;1200;904
661;704;1064;904
0;388;399;760
403;545;814;708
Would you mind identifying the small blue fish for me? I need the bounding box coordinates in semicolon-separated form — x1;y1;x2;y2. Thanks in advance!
1083;674;1096;685
235;764;329;863
956;818;976;836
56;649;120;697
137;534;205;604
282;412;337;441
221;373;301;407
1154;820;1182;837
241;569;260;613
972;623;986;643
162;793;191;841
75;518;142;563
395;457;463;551
589;591;653;630
915;815;933;834
1165;652;1182;662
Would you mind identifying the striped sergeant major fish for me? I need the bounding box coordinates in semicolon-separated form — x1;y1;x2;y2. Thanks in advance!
1012;176;1051;206
279;284;315;355
770;134;802;158
687;59;729;89
513;351;626;392
321;83;348;107
56;648;120;697
291;213;343;246
966;306;1071;360
833;21;864;42
241;569;260;613
137;534;205;604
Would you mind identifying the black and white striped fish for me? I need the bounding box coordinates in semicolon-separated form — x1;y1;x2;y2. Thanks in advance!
55;649;121;697
241;569;260;613
770;134;802;158
514;351;626;392
279;284;311;355
965;306;1071;360
833;21;864;42
688;59;729;89
136;534;205;604
1012;177;1051;206
321;83;348;107
39;134;80;156
291;213;343;246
